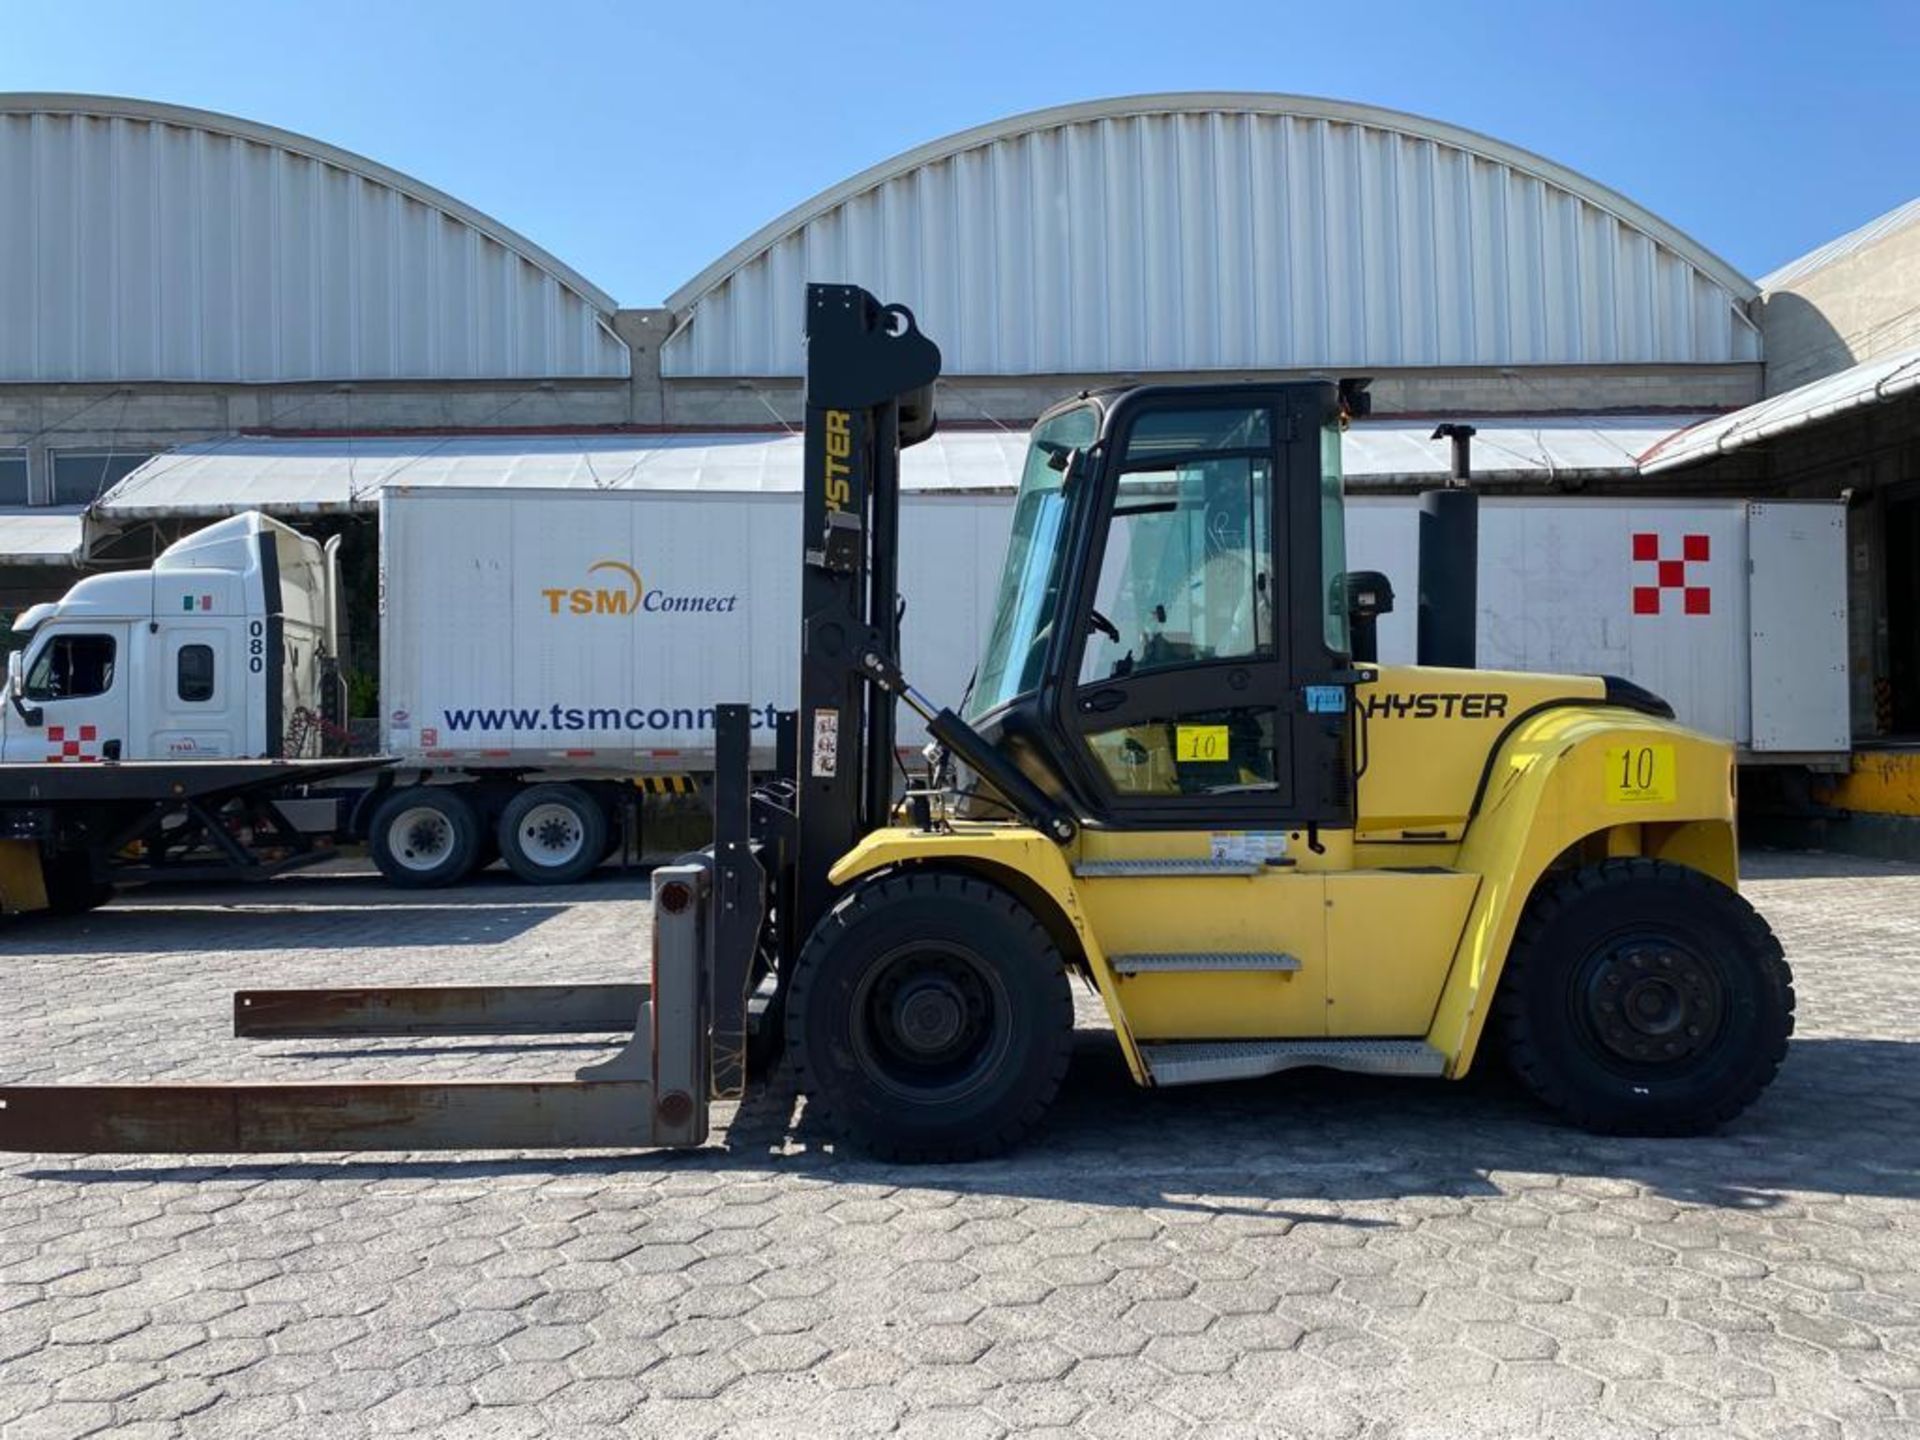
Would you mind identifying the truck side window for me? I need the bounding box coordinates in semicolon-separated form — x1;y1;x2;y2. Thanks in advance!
178;644;215;702
24;635;116;700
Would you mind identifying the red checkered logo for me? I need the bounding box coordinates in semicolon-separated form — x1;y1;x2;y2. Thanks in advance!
44;724;101;763
1632;532;1711;616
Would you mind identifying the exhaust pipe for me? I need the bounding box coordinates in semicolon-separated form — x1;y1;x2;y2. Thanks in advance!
1417;424;1478;669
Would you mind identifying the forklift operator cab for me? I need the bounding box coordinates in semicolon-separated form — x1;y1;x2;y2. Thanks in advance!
967;384;1354;826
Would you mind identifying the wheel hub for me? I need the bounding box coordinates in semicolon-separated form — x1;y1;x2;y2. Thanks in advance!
518;802;585;864
1583;942;1724;1068
891;977;968;1057
392;807;452;867
849;943;1009;1105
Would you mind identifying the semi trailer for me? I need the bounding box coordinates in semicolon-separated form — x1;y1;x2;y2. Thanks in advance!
0;285;1793;1161
2;443;1848;913
0;480;1013;907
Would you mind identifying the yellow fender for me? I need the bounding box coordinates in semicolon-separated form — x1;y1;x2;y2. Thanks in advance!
828;827;1155;1082
1428;707;1738;1075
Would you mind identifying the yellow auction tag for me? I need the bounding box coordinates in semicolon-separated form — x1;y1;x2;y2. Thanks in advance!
1606;744;1676;804
1176;725;1228;762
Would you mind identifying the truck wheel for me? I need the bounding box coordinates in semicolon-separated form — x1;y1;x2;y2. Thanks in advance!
1497;859;1794;1135
41;853;114;916
497;784;607;885
370;788;481;889
787;871;1073;1162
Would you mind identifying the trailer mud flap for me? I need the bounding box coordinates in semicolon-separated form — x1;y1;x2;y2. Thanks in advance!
0;861;715;1155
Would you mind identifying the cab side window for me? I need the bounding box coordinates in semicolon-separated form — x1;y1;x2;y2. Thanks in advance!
1078;451;1273;684
177;644;215;702
1074;406;1284;801
24;635;116;700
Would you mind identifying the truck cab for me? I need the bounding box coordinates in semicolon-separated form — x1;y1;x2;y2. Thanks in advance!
4;512;342;766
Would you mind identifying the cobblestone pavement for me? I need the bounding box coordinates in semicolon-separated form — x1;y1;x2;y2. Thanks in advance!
1;851;1917;1439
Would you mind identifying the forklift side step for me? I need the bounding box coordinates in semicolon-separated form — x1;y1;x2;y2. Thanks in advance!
0;1078;677;1154
1141;1039;1446;1087
1073;859;1262;878
234;985;648;1038
1112;952;1302;975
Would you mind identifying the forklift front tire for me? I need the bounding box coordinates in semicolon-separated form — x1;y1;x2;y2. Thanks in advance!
787;871;1074;1162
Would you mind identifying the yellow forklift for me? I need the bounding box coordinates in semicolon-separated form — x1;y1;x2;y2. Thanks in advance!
0;286;1792;1162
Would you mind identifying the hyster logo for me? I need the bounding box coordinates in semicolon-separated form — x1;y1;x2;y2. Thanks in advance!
823;409;853;513
1361;692;1510;720
541;560;738;617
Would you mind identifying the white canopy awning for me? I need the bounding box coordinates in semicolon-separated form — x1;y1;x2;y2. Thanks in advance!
1642;344;1920;475
0;508;88;565
96;415;1707;521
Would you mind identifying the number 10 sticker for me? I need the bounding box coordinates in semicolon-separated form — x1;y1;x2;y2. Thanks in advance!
1605;743;1676;804
1176;725;1228;762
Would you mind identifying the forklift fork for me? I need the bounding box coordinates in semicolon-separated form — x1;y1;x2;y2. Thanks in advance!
0;708;767;1157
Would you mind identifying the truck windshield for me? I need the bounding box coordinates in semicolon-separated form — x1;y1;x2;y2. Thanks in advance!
967;404;1100;719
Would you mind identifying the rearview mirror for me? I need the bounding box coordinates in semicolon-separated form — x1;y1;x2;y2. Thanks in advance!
5;649;21;699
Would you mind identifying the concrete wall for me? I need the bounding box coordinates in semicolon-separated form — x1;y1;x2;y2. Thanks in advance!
0;307;681;506
660;364;1762;431
0;288;1764;505
1761;215;1920;395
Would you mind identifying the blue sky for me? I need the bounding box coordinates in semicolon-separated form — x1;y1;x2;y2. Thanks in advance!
5;0;1916;307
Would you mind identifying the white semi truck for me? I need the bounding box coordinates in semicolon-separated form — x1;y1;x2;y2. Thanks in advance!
0;481;1850;911
0;513;381;914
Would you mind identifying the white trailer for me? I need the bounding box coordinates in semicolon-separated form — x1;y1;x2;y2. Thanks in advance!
3;484;1851;901
1347;496;1850;757
368;485;1011;886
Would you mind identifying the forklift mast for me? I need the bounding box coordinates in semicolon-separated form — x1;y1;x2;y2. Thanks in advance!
782;284;941;948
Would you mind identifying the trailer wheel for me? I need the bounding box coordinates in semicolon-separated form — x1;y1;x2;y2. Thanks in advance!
369;787;481;889
497;784;607;886
1498;859;1794;1135
40;853;114;916
787;871;1073;1162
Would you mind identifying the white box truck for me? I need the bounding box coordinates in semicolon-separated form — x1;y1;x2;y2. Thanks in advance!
1;484;1850;908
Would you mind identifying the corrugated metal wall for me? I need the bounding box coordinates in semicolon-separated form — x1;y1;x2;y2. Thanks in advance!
0;103;628;383
665;103;1760;378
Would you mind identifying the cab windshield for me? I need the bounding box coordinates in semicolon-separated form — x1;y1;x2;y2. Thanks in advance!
966;404;1099;718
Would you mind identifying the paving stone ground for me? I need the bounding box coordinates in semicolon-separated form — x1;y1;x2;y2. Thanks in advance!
1;851;1917;1439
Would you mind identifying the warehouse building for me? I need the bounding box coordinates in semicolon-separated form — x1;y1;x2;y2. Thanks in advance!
2;90;1915;757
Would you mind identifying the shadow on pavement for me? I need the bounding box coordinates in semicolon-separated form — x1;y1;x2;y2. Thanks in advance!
5;900;573;952
23;1033;1918;1217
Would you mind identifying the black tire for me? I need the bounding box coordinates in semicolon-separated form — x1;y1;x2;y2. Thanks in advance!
497;784;608;886
1498;859;1794;1135
787;870;1074;1162
40;852;114;916
369;787;481;889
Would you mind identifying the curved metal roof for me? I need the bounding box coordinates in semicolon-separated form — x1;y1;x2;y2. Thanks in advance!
664;92;1759;378
0;93;627;383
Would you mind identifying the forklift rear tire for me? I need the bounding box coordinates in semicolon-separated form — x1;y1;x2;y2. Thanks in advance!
369;787;481;889
1498;858;1794;1135
787;870;1074;1162
497;784;608;886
